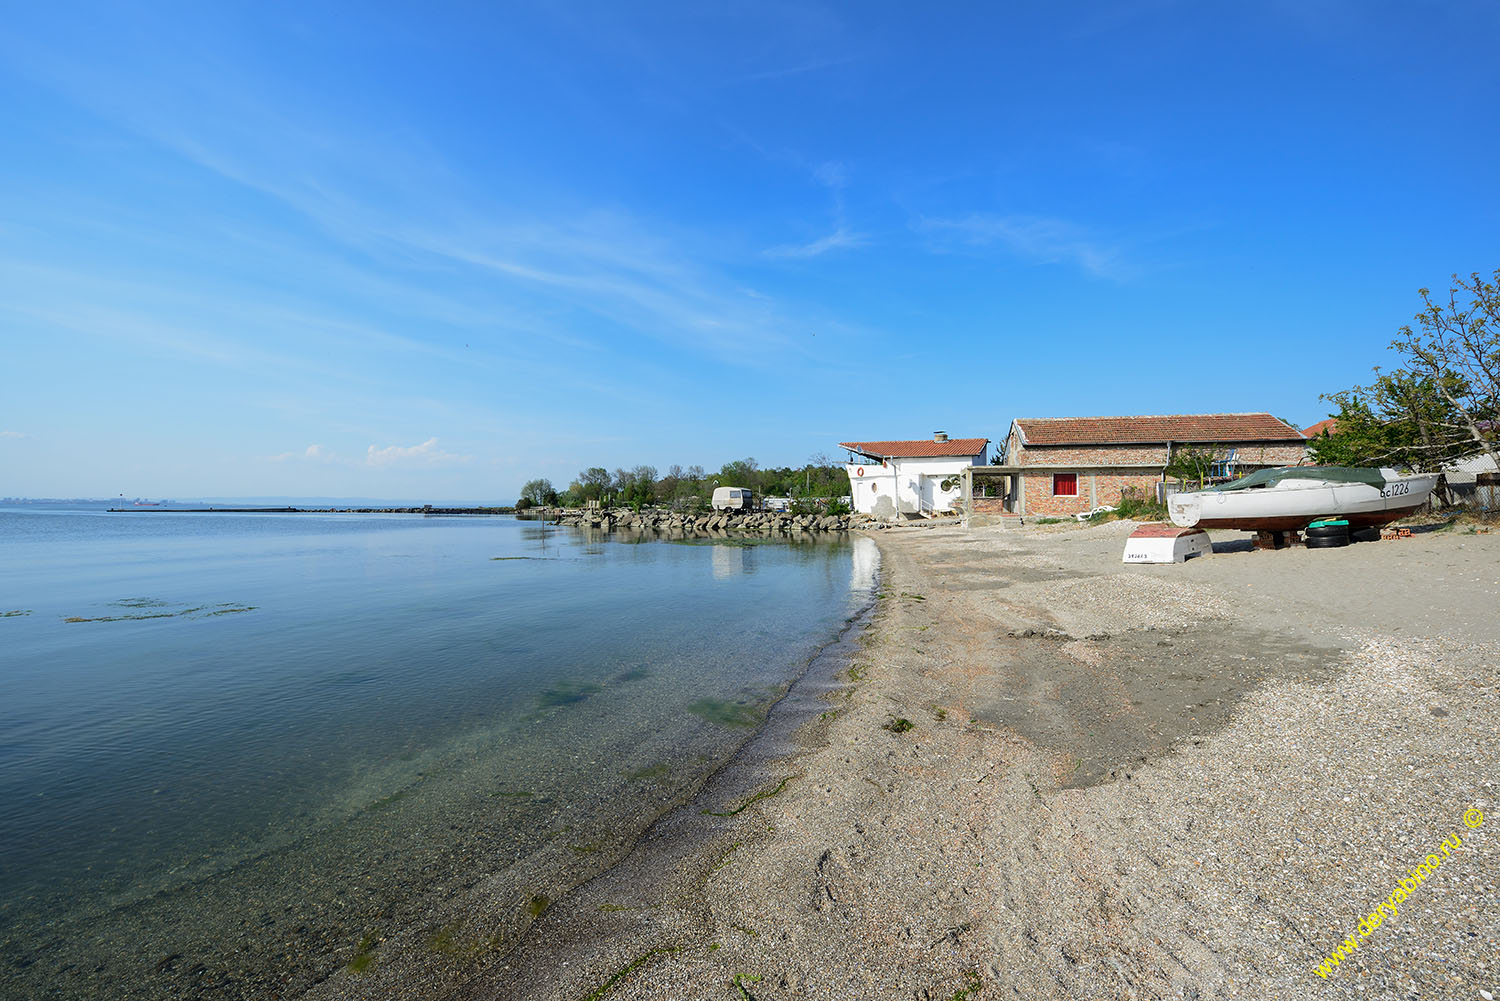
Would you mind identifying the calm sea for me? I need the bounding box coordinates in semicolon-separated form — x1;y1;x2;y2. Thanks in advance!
0;507;875;999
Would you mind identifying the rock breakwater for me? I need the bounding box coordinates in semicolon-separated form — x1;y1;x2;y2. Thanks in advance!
529;506;866;535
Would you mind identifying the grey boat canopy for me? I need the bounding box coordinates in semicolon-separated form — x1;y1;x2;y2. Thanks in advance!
1207;466;1388;493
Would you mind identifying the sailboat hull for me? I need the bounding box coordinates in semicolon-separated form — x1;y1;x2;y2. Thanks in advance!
1168;474;1437;531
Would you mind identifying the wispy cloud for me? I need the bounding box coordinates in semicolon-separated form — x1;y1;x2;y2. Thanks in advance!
270;439;471;468
270;444;341;464
1;430;28;439
1;32;832;371
365;437;470;468
917;213;1130;280
762;159;869;259
765;226;868;259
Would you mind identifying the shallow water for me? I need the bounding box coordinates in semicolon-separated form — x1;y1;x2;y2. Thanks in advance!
0;508;874;998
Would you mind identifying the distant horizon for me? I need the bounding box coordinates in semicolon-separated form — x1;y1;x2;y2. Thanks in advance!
2;495;522;508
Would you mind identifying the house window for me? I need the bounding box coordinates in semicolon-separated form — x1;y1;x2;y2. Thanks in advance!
1053;473;1078;496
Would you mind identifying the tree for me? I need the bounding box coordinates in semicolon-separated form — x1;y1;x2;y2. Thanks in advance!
1390;269;1500;471
625;465;658;509
1316;270;1499;473
576;467;611;503
718;457;759;489
1163;445;1219;489
518;478;558;507
1312;371;1472;471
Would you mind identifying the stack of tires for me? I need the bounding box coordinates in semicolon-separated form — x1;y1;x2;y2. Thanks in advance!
1304;518;1351;549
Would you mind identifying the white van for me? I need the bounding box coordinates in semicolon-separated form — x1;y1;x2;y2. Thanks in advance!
711;486;754;511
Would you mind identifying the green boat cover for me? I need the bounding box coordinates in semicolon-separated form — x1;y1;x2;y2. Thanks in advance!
1206;466;1387;493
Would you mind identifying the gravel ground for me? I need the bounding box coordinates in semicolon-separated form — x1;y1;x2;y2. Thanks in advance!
403;522;1500;999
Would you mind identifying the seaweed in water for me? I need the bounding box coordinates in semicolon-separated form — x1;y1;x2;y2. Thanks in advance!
63;601;256;623
426;919;503;958
370;789;408;810
614;666;651;683
0;609;32;618
536;681;603;708
111;597;171;608
626;762;671;781
347;932;380;974
686;698;763;729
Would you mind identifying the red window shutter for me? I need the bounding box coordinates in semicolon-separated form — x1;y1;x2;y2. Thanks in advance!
1053;473;1077;496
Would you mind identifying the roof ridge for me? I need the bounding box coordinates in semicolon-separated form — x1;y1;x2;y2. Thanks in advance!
1016;412;1281;422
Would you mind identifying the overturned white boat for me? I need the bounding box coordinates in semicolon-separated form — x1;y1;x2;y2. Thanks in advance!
1168;466;1438;532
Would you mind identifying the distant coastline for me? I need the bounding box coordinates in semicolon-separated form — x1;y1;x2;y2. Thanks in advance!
102;505;517;515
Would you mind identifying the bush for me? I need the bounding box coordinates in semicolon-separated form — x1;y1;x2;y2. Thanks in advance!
825;499;851;516
1089;485;1167;523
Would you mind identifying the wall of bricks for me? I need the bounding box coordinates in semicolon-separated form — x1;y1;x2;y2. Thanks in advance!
992;431;1310;519
971;496;1008;514
1019;471;1162;517
1011;442;1307;467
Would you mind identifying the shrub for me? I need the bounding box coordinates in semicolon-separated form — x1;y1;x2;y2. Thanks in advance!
1090;485;1167;523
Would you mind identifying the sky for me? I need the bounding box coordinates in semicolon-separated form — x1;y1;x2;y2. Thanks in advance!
2;2;1497;501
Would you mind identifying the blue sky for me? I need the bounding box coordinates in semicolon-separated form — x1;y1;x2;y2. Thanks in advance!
2;1;1496;501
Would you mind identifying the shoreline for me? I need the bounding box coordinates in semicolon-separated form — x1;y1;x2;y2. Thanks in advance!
0;523;870;1001
451;519;1496;1000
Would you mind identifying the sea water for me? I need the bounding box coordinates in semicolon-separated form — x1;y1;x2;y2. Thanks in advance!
0;508;875;999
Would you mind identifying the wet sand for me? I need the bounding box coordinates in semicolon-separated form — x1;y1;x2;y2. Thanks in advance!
438;519;1498;1001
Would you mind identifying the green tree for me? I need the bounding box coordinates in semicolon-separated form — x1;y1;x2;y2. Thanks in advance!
1390;269;1500;470
518;478;558;507
1312;371;1471;471
576;467;611;503
625;465;658;509
1314;270;1499;474
718;457;760;490
1163;445;1219;489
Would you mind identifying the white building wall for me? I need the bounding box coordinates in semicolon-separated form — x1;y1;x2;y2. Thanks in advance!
847;463;897;515
846;454;983;518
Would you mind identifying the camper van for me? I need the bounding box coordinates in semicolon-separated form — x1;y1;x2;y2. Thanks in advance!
711;486;754;511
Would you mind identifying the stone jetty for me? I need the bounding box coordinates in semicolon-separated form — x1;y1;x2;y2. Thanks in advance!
531;506;866;535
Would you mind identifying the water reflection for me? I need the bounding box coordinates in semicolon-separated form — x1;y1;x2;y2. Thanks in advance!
711;544;745;579
849;535;878;592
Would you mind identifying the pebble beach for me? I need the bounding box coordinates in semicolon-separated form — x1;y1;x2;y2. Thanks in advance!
456;519;1498;1001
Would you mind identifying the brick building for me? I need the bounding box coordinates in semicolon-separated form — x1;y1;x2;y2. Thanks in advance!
963;413;1308;522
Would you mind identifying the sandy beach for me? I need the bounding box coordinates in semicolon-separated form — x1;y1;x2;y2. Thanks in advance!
447;519;1498;1001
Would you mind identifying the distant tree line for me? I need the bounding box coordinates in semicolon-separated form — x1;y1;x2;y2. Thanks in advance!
1309;269;1498;476
516;454;852;511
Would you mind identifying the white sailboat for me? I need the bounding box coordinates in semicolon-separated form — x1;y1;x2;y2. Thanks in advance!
1167;466;1438;532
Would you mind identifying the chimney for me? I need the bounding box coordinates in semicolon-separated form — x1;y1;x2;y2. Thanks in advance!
933;431;948;443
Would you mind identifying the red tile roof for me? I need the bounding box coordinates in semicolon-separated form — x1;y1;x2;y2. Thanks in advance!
840;437;990;459
1013;413;1305;446
1302;418;1338;437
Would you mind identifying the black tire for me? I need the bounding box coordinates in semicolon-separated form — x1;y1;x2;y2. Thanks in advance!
1304;524;1350;538
1304;534;1350;548
1350;527;1381;543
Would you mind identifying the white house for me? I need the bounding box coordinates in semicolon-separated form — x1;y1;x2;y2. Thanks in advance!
840;432;990;519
